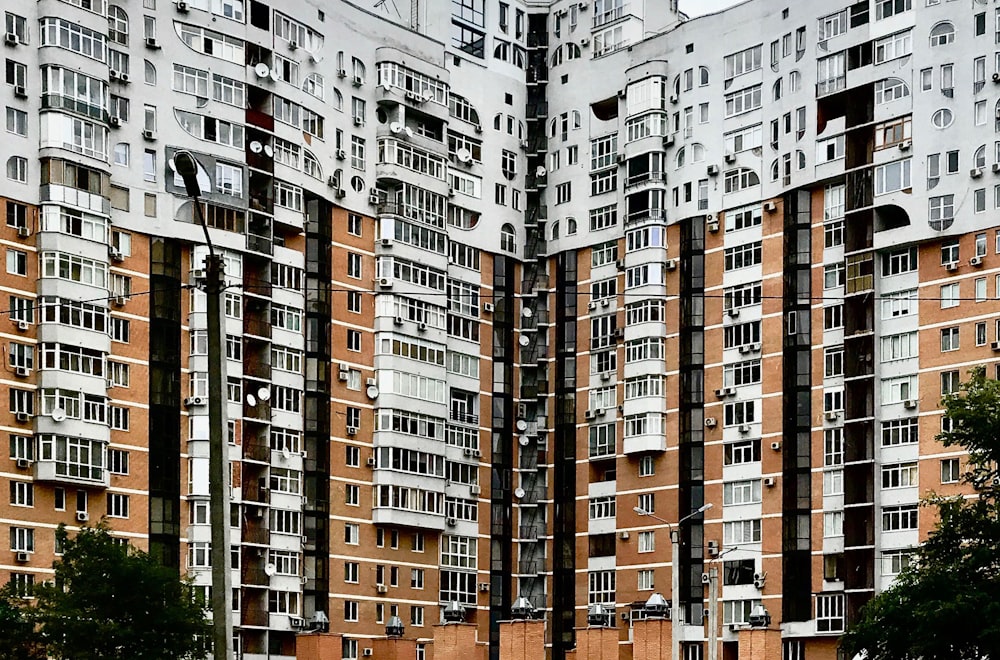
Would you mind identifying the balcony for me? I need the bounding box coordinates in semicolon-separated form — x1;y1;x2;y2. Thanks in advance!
246;232;273;256
450;410;479;426
623;434;667;455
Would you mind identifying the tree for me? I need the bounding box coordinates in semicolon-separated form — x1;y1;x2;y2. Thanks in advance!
7;523;211;660
842;367;1000;659
0;582;46;660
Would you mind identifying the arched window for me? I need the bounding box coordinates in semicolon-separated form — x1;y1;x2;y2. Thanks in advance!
550;220;560;240
975;145;987;169
500;224;516;253
566;43;581;60
796;150;806;170
572;110;581;129
303;150;322;180
333;88;343;111
513;49;525;69
566;217;577;235
302;73;324;101
6;156;27;182
789;70;801;92
724;168;760;193
144;60;156;85
675;147;686;169
770;159;779;182
690;143;705;163
699;67;710;86
772;78;782;101
550;46;563;68
495;113;503;131
930;22;955;47
875;78;909;104
108;6;128;45
548;117;558;138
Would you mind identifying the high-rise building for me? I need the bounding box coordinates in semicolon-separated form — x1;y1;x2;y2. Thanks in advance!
0;0;987;658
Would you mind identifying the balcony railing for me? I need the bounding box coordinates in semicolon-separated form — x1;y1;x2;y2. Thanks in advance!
450;410;479;426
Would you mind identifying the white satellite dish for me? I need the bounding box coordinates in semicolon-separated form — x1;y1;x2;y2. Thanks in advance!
522;307;533;318
269;67;280;82
403;126;414;139
518;335;530;346
257;386;270;401
389;121;402;134
263;145;274;158
264;563;276;576
246;393;257;407
515;419;528;431
456;148;472;163
51;408;67;423
366;385;380;400
421;90;434;103
518;436;530;446
514;488;525;499
249;141;263;154
281;448;290;460
536;166;546;177
254;63;270;79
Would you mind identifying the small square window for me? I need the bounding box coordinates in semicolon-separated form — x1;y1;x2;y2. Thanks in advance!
347;213;362;236
6;249;26;276
345;446;360;467
638;455;655;476
347;329;361;352
347;291;362;314
940;458;960;484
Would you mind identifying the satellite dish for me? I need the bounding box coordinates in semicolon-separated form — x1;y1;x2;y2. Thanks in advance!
249;141;263;154
254;63;270;78
403;126;414;139
518;335;530;346
389;121;402;134
281;448;290;460
421;90;434;103
515;419;528;431
536;166;546;177
51;408;67;422
246;393;257;407
309;52;323;64
518;436;530;446
263;145;274;158
456;148;472;163
522;307;533;318
514;487;525;499
257;387;270;401
264;563;276;576
269;67;280;82
366;385;380;400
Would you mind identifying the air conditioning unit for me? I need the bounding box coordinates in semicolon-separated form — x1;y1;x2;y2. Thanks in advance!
335;189;346;198
726;307;740;318
362;650;374;657
971;168;984;179
337;370;349;382
113;295;128;306
478;582;490;592
715;387;734;398
175;0;189;11
346;426;358;436
825;411;839;421
738;344;752;354
763;477;776;487
393;315;404;326
601;298;611;308
472;449;482;458
992;341;1000;351
145;37;160;49
15;552;29;563
707;164;720;176
76;511;89;522
585;409;597;420
142;129;156;140
378;278;393;288
669;94;679;104
753;573;766;589
665;259;677;271
446;517;457;526
354;116;365;127
352;75;363;86
118;73;130;83
289;616;305;629
483;302;495;313
994;163;1000;174
17;226;30;238
470;485;481;496
724;152;736;164
663;134;675;147
600;371;612;381
463;447;475;457
368;193;380;205
15;320;28;331
5;32;19;46
903;399;918;409
109;116;122;128
109;249;124;262
376;584;388;594
366;457;376;467
770;441;781;450
287;40;299;50
109;69;122;80
13;85;26;98
704;417;717;428
417;322;427;332
14;366;29;378
970;256;984;267
337;68;347;78
764;201;777;213
15;412;30;422
335;149;346;161
15;458;30;469
366;378;378;387
587;301;598;310
739;423;751;434
994;72;1000;83
898;139;911;151
707;219;720;233
944;262;959;272
706;540;719;557
616;259;626;270
184;397;205;407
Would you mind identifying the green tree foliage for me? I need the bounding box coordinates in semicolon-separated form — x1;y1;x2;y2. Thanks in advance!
0;582;46;660
842;367;1000;659
0;523;210;660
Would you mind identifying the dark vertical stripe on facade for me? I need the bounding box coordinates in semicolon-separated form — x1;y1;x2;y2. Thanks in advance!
488;255;516;660
678;219;706;624
781;191;813;621
303;197;332;620
148;238;183;569
552;252;577;660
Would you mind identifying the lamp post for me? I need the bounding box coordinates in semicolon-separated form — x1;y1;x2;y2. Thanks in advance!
173;150;233;660
633;503;712;660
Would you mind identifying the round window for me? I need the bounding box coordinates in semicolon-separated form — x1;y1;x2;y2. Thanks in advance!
931;108;953;129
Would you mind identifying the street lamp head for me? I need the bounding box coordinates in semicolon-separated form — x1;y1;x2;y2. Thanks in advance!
171;150;202;198
696;503;713;514
633;506;647;515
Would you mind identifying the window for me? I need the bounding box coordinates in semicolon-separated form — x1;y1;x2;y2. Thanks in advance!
875;30;912;64
10;481;32;507
941;370;961;395
638;531;655;553
6;249;26;276
931;108;954;129
10;527;34;552
344;523;359;545
875;159;911;195
816;594;845;633
723;480;762;505
588;570;615;604
940;283;959;309
823;511;843;537
929;21;954;47
882;505;918;531
638;569;655;591
940;327;959;352
882;462;918;489
6;156;26;183
929;195;955;230
106;493;129;518
723;519;762;545
724;242;762;271
724;85;762;117
5;107;26;136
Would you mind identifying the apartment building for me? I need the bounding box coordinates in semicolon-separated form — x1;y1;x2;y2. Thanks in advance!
0;0;990;658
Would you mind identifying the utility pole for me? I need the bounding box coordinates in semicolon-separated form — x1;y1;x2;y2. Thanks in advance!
707;566;719;660
634;503;712;660
172;151;233;660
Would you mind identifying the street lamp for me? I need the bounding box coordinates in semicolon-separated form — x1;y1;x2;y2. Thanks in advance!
172;150;232;660
633;503;712;660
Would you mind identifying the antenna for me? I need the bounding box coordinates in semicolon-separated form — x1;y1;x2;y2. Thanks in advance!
389;121;403;134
